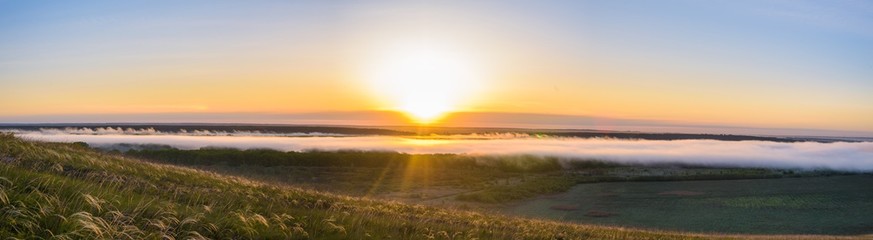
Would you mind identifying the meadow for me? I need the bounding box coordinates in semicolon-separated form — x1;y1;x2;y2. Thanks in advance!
507;176;873;235
1;134;869;239
121;146;818;206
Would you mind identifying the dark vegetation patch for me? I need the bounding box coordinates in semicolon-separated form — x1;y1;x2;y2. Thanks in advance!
114;146;859;204
596;192;619;197
584;210;618;218
658;191;705;196
455;175;577;203
123;149;568;198
125;148;561;172
509;175;873;235
549;204;580;211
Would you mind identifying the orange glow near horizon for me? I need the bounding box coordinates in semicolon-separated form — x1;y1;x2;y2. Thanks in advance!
1;1;872;134
360;40;487;125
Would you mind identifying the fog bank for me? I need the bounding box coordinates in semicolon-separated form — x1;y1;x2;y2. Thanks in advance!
10;131;873;172
1;127;347;137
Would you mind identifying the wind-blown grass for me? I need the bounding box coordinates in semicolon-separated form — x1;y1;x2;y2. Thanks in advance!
0;134;865;239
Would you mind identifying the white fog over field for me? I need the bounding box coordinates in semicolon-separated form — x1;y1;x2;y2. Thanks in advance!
7;129;873;172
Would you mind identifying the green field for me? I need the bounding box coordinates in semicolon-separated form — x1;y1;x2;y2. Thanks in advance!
122;147;825;207
0;134;726;239
506;176;873;235
1;134;870;239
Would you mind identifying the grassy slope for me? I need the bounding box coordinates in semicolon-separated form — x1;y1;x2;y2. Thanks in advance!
0;134;864;239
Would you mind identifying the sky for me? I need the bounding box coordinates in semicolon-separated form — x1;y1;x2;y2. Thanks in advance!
1;0;872;134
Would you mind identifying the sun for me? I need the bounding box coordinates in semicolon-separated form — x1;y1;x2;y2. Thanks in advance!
363;41;484;124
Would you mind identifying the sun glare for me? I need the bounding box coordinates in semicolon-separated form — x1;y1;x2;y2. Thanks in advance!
364;41;484;124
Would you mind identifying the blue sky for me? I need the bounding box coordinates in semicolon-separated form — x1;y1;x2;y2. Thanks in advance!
1;0;871;133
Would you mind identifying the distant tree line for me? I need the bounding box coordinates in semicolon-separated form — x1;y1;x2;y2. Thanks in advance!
124;148;566;173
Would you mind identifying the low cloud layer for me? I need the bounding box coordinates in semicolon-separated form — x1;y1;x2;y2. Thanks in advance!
8;130;873;171
1;127;347;137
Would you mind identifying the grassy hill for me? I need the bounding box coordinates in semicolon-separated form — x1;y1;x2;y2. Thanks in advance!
0;134;863;239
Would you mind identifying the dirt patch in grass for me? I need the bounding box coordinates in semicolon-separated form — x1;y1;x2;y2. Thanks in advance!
658;190;704;196
584;210;618;218
549;204;580;211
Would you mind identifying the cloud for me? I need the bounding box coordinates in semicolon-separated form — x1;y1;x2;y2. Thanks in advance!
7;130;873;172
1;127;347;137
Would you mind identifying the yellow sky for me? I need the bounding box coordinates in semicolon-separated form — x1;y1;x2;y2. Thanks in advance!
1;1;872;133
3;63;870;132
